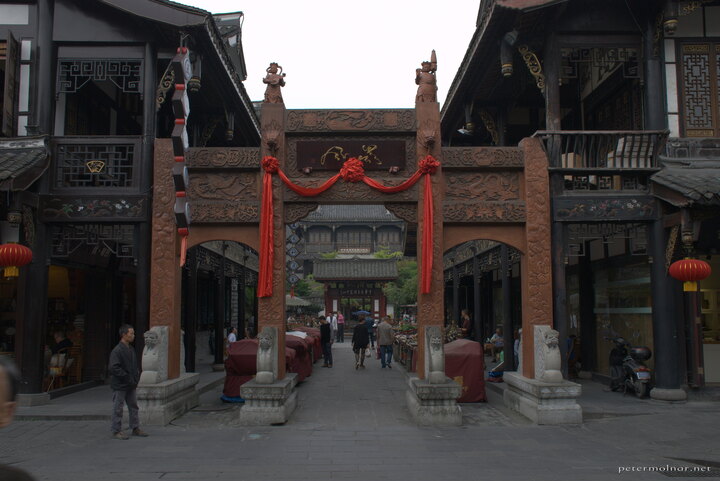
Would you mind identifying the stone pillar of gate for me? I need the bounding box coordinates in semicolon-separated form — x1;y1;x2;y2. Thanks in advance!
142;139;199;425
258;102;287;380
502;137;581;425
415;100;444;381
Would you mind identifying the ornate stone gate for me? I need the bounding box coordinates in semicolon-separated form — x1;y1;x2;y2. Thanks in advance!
148;69;560;425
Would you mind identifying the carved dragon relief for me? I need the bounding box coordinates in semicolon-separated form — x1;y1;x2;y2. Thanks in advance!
191;202;260;223
188;148;260;169
445;172;520;202
443;201;526;223
188;172;258;201
441;147;524;169
286;110;416;132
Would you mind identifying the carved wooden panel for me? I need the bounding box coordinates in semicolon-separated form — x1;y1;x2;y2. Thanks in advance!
553;196;656;221
441;147;524;169
188;172;258;201
445;172;521;202
286;109;416;132
285;203;319;223
287;136;416;172
384;202;417;223
187;147;260;169
41;195;147;221
443;201;526;223
191;202;260;223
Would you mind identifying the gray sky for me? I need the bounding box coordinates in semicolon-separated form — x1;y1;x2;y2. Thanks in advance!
180;0;480;108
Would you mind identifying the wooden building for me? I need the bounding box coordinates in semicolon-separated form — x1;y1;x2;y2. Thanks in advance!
0;0;259;397
441;0;720;397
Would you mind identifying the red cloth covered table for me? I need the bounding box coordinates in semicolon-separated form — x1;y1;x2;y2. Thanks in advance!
444;339;486;402
294;327;322;362
285;334;313;381
223;339;297;398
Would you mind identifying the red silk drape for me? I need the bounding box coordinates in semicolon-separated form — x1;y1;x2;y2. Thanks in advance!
257;156;439;297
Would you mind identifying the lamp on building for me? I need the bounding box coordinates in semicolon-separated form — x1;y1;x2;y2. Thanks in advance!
663;0;679;36
669;258;711;292
0;243;33;278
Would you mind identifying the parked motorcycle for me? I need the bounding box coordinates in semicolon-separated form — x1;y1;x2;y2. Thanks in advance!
607;337;653;398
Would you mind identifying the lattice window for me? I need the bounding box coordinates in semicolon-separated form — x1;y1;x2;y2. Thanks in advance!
679;43;720;137
51;224;135;258
567;223;647;258
57;59;143;94
55;143;135;188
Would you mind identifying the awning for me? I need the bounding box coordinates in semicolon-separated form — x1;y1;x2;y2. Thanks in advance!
313;257;398;281
286;294;311;307
651;160;720;207
0;136;50;191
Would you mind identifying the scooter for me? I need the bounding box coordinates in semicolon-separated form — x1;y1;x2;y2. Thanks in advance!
607;337;653;398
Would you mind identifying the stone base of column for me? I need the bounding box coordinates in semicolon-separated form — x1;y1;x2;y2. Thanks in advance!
406;376;462;426
16;392;51;406
239;374;298;425
650;387;687;402
503;372;582;425
137;372;199;425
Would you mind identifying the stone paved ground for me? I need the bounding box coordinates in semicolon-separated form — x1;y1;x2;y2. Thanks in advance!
3;342;720;481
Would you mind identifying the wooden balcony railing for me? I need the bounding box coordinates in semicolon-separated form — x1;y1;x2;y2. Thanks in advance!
535;130;669;170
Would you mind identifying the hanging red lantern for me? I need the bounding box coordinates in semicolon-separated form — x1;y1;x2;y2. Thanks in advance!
0;243;33;278
669;258;712;291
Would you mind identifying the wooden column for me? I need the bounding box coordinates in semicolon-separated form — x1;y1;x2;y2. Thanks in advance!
415;101;444;380
501;245;514;369
472;249;481;342
452;262;460;324
258;102;287;379
519;137;554;379
185;256;198;372
149;139;182;379
544;35;561;131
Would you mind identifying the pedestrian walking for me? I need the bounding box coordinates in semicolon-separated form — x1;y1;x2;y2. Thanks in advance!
365;316;376;349
352;319;370;369
0;355;37;480
227;327;238;343
319;316;333;368
109;324;149;440
336;312;345;342
376;316;396;368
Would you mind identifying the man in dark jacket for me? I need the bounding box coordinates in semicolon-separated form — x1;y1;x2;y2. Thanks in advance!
352;320;370;369
319;316;333;368
109;324;148;440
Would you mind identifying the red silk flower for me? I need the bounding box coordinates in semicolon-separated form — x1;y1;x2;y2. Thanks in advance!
340;157;365;183
419;155;440;174
262;156;279;174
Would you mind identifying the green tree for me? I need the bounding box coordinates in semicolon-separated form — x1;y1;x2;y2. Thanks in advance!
383;259;417;307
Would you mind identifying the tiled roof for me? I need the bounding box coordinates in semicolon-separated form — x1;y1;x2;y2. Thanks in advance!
303;205;401;223
313;257;398;281
652;161;720;206
0;136;50;191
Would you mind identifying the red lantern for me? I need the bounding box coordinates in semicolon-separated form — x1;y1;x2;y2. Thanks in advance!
0;243;33;278
669;258;712;291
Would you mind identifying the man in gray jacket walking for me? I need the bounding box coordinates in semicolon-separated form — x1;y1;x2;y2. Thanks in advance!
109;324;148;440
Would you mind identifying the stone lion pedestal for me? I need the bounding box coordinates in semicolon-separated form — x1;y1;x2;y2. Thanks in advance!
406;326;462;426
137;326;199;425
503;326;582;425
239;327;298;425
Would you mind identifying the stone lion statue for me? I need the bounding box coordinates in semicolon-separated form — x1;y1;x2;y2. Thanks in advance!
255;327;277;384
534;325;562;383
139;326;168;385
426;326;446;384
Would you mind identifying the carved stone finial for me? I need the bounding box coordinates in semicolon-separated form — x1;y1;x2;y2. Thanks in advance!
256;326;278;384
415;50;438;103
262;62;286;104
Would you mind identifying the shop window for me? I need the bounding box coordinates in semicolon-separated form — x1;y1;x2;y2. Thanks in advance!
678;42;720;137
